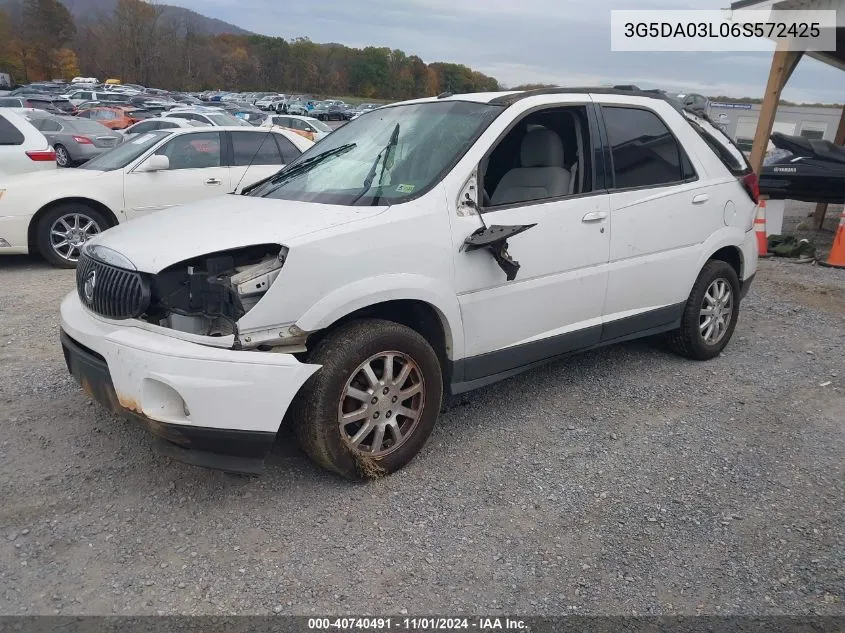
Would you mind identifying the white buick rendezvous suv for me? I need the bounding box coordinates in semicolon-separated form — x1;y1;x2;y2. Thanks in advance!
59;87;759;479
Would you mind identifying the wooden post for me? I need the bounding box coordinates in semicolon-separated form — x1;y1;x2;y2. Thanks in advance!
812;104;845;229
749;46;804;176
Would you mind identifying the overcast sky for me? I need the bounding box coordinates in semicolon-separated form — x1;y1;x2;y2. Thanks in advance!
175;0;843;103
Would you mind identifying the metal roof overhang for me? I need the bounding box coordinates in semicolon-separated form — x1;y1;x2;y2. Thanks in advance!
729;0;845;70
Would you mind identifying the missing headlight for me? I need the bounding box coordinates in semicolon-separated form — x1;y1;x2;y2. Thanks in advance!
141;244;288;336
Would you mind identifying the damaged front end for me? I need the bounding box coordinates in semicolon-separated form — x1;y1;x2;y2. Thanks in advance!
137;244;290;347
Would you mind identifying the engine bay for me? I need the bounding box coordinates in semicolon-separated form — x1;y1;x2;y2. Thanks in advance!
139;244;287;337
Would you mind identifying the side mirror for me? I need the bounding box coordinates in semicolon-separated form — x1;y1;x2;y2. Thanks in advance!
138;154;169;172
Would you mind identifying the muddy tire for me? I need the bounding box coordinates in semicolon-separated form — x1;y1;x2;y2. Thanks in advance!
292;318;443;480
667;260;741;361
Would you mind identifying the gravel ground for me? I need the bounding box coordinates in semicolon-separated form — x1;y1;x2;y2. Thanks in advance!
1;207;843;616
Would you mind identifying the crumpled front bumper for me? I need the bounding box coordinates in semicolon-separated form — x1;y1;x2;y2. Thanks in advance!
59;291;320;474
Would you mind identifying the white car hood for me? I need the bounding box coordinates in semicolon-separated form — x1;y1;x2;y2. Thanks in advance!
87;194;385;273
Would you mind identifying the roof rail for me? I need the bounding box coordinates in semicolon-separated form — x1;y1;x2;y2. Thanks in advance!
488;86;678;105
488;85;715;124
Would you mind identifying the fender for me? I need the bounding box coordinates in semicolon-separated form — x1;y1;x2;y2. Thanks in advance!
687;226;748;292
295;273;465;361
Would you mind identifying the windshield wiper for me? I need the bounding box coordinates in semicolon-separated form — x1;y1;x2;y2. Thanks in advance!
349;123;399;205
243;143;357;196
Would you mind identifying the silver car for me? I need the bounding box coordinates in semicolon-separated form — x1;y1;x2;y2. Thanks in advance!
23;112;123;167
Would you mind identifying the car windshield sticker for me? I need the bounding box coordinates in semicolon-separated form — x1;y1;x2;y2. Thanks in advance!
396;184;415;193
132;133;156;144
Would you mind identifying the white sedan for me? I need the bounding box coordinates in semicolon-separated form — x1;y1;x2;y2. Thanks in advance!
0;126;312;267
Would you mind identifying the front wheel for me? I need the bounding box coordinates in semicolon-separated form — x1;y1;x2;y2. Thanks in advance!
293;319;443;480
36;203;110;268
667;260;741;360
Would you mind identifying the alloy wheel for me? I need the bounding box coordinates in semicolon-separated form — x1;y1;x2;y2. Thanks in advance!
49;212;101;262
55;146;70;167
699;278;733;345
337;351;425;456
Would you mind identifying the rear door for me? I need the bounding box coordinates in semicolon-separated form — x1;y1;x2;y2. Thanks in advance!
597;98;722;340
122;131;230;218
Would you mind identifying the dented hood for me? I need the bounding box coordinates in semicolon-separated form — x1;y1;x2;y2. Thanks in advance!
87;194;385;273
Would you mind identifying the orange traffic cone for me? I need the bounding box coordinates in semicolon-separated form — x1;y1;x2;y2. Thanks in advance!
818;209;845;269
755;200;772;258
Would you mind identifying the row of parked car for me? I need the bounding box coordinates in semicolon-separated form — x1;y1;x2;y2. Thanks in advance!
0;79;358;168
0;98;316;266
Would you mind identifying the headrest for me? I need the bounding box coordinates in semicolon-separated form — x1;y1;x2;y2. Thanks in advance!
520;128;564;168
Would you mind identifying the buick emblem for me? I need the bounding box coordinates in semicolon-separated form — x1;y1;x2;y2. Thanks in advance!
83;269;97;303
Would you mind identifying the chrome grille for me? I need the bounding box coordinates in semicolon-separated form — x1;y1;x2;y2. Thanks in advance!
76;253;150;320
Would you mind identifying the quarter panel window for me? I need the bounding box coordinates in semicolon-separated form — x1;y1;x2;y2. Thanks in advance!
273;134;302;163
0;114;25;145
602;106;694;189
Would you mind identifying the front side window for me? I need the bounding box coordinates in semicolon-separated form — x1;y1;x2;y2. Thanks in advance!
602;106;695;189
482;106;592;207
231;131;283;166
155;132;222;170
246;100;503;205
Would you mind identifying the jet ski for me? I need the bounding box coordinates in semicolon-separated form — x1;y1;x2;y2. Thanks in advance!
758;132;845;204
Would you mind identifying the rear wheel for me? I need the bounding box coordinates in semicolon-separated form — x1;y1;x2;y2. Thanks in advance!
54;144;71;167
36;203;110;268
667;260;741;360
293;319;443;480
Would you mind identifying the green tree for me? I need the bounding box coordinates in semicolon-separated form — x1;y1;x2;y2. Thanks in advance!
19;0;75;79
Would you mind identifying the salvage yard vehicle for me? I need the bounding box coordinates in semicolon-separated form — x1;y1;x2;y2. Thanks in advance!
75;106;139;130
21;111;123;167
121;117;206;138
161;108;253;127
58;87;759;480
261;114;332;142
0;127;312;266
0;109;56;178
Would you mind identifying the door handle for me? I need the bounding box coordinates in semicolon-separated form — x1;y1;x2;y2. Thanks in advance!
581;211;608;223
205;178;222;185
692;193;709;204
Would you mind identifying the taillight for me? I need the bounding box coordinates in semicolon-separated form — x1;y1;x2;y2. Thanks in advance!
72;135;93;144
740;171;759;204
26;149;57;161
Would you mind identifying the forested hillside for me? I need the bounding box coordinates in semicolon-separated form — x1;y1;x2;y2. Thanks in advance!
0;0;500;98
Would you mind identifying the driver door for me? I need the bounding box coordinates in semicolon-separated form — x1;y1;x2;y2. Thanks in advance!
123;131;230;220
451;103;611;383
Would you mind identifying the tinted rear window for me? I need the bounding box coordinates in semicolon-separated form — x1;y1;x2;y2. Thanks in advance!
602;106;695;189
0;113;26;145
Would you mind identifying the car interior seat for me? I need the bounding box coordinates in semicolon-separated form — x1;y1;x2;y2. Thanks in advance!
490;128;571;205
